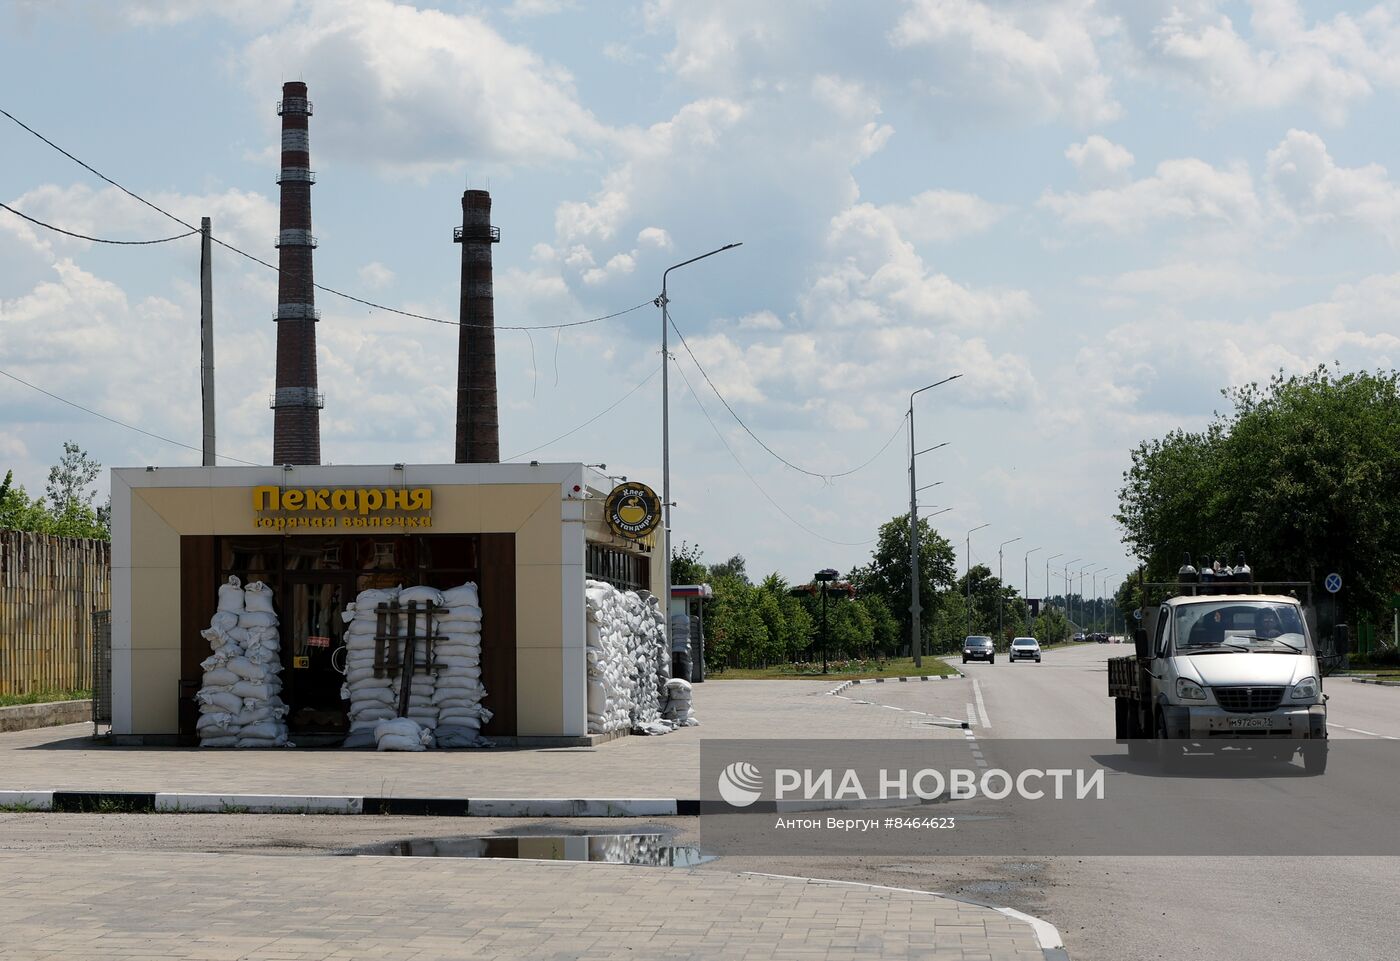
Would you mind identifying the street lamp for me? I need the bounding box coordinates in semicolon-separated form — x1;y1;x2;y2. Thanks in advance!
907;375;960;668
813;568;841;674
919;506;953;518
997;537;1021;641
1046;552;1062;605
1024;547;1042;626
658;242;742;649
1077;563;1094;631
1091;566;1109;633
1062;558;1080;620
965;523;989;636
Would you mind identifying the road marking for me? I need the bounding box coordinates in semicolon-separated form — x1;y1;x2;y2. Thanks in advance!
1338;726;1398;739
972;678;991;729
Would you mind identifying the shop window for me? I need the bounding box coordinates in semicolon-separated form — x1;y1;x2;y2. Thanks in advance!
221;537;280;574
586;543;650;593
417;535;478;571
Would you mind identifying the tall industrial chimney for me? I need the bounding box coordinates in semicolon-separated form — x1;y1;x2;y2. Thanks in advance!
271;81;323;465
454;190;501;463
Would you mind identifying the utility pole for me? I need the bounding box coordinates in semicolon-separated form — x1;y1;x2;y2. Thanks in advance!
907;377;959;667
200;217;215;467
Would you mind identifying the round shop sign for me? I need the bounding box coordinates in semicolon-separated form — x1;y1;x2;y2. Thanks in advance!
605;482;661;540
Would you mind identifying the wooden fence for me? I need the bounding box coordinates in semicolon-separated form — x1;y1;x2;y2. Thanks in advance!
0;531;110;696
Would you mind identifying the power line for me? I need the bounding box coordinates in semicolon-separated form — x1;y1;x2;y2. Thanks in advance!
672;353;875;547
505;366;659;461
0;201;199;245
0;105;650;332
0;367;264;466
666;310;908;481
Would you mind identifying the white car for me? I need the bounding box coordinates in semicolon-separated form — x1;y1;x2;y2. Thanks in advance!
1009;637;1041;662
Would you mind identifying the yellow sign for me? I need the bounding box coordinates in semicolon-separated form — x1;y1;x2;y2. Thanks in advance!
252;486;433;530
605;482;661;540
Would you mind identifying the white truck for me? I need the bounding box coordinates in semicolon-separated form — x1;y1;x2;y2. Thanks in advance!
1109;557;1348;775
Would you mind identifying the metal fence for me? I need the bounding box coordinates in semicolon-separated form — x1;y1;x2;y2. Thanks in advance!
0;530;111;696
91;609;111;734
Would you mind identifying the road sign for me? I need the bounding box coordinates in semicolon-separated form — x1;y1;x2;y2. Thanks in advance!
1132;609;1143;621
1325;572;1343;594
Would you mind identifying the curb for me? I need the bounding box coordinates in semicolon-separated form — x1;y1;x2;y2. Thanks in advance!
1351;678;1400;687
0;790;699;817
827;673;964;695
743;872;1069;960
0;699;91;734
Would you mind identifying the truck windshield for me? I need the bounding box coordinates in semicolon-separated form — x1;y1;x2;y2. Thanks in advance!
1173;602;1308;653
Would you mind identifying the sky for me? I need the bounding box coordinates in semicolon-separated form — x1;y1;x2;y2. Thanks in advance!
3;0;1400;596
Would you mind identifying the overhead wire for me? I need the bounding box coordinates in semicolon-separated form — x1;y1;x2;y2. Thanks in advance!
505;366;659;462
0;105;650;332
0;367;263;467
671;351;876;547
0;201;198;245
666;310;909;481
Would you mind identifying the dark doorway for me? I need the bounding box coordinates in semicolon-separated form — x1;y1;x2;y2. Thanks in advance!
281;573;354;739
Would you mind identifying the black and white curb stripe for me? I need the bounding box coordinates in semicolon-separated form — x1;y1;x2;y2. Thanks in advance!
1350;678;1400;687
0;791;700;817
744;873;1070;960
826;677;972;729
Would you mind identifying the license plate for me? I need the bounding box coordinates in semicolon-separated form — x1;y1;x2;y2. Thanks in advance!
1228;717;1269;728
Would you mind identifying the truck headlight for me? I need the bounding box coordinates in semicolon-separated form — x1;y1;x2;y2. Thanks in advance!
1176;678;1206;700
1291;676;1318;700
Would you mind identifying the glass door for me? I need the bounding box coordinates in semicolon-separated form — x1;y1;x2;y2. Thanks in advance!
282;574;354;737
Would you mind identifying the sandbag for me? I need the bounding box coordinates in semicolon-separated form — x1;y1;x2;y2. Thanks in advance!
434;725;483;748
225;657;266;681
438;605;482;623
239;720;284;741
400;585;444;606
196;712;236;734
199;736;238;748
243;581;276;614
237;610;279;629
230;680;276;700
376;733;427;752
197;690;244;714
216;576;244;613
202;667;239;688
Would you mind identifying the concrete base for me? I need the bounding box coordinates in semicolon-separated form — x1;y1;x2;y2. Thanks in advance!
0;700;91;734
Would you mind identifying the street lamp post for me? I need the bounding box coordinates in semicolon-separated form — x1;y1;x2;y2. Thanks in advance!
907;376;961;668
1091;567;1109;633
1024;547;1042;628
1077;564;1093;631
965;523;990;636
997;537;1021;642
658;243;741;650
1062;558;1080;623
1046;552;1062;607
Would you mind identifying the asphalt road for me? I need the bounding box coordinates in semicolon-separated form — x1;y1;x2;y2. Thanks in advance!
834;642;1400;961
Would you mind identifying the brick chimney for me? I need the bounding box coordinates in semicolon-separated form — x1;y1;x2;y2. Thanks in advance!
271;81;323;464
454;190;501;463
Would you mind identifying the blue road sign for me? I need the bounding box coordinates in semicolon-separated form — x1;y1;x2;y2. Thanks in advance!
1325;572;1343;594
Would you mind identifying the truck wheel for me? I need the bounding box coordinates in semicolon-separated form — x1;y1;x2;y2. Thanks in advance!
1154;712;1182;772
1302;742;1328;776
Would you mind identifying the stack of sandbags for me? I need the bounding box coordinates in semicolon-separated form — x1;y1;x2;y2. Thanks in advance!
339;586;401;748
664;677;698;726
670;612;693;683
585;580;671;735
195;576;290;748
338;582;489;750
432;581;491;748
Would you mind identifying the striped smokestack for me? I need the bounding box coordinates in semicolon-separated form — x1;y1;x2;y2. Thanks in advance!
454;189;501;463
271;80;323;465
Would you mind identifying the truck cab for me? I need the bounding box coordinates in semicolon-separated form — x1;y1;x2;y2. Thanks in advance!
1110;563;1342;774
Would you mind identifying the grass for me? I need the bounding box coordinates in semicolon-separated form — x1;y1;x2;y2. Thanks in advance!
0;688;92;708
0;803;39;813
711;656;958;680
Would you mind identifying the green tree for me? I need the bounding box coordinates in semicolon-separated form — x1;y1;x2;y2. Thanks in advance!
1118;366;1400;623
0;442;110;540
708;553;749;585
706;574;768;669
670;540;708;586
1034;606;1070;645
0;470;52;532
848;515;957;655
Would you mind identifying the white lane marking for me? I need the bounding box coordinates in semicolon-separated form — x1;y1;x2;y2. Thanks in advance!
881;704;902;711
972;678;991;729
1338;726;1398;739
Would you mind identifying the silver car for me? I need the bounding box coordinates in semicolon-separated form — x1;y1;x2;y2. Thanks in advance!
1009;637;1041;662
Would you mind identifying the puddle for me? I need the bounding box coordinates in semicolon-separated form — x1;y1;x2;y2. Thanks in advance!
352;834;715;866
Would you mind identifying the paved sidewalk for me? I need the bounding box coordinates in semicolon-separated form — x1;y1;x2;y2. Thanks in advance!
0;680;968;800
0;850;1050;960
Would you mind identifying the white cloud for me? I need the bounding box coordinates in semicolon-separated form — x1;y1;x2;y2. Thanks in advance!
356;261;395;289
505;0;575;18
1039;154;1260;235
882;189;1011;244
240;0;604;174
890;0;1123;126
1081;262;1290;302
1266;128;1400;243
636;226;674;250
1065;135;1134;184
1146;0;1400;124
